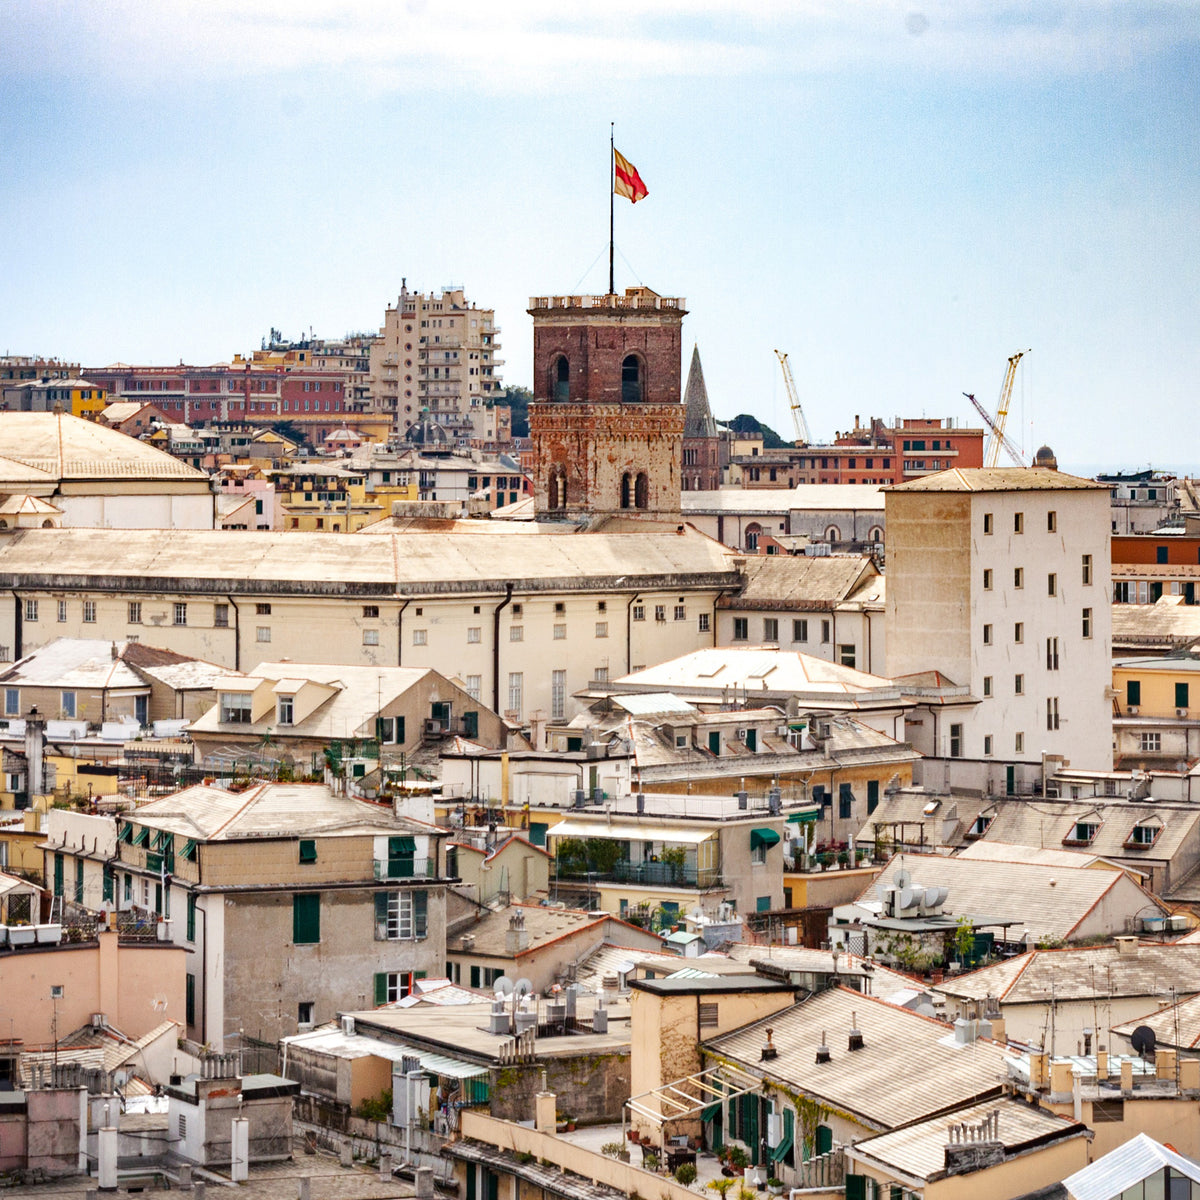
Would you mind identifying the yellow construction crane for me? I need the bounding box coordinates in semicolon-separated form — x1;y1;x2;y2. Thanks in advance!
983;349;1031;469
774;349;811;446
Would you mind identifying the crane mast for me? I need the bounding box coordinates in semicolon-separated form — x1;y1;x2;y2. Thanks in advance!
774;349;811;446
984;349;1030;469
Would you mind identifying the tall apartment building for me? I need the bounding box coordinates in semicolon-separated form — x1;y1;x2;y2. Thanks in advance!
885;465;1113;791
367;284;503;443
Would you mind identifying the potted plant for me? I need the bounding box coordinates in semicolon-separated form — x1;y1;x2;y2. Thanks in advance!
706;1180;736;1199
642;1151;659;1172
767;1178;784;1196
727;1145;750;1176
675;1163;697;1186
837;850;850;869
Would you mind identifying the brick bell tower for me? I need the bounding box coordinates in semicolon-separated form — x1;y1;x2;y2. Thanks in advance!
528;287;687;523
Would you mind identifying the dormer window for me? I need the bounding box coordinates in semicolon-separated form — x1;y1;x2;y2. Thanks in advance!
967;812;995;840
1064;820;1099;846
278;696;294;725
1126;821;1161;848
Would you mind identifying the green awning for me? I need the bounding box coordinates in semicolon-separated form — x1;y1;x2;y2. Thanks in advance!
750;828;781;849
787;808;820;824
701;1102;722;1122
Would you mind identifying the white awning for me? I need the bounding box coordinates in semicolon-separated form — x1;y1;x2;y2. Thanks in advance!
546;820;715;844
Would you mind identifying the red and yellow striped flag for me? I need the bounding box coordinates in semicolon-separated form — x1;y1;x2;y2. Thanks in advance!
613;148;648;203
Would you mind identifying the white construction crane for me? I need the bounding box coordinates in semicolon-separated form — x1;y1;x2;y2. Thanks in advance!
774;349;811;446
982;349;1030;469
962;392;1026;468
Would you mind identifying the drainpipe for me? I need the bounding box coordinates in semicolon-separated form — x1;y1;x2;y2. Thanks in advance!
395;598;410;665
625;593;641;674
711;588;733;647
11;592;22;661
225;595;241;671
492;584;513;714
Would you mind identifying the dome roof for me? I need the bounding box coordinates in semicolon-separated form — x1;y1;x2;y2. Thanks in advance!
1033;444;1058;469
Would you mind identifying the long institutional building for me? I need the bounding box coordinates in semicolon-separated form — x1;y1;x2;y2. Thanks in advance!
0;280;1112;779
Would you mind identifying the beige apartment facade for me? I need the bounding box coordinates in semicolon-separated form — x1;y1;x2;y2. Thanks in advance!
367;285;502;441
0;527;738;724
886;467;1113;788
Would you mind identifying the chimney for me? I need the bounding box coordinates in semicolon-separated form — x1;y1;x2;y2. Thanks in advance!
815;1031;831;1064
848;1012;864;1052
1114;936;1139;956
1096;1047;1109;1079
506;908;529;955
761;1028;777;1062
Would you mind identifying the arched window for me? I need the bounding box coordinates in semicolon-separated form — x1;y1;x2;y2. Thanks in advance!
635;472;649;510
620;473;632;509
869;525;884;545
622;355;643;404
745;522;762;552
549;469;567;510
825;525;841;544
553;356;570;403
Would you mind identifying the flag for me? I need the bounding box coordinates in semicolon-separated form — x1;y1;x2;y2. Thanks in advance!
613;148;648;203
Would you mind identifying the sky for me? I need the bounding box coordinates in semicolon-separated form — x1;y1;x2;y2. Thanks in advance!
1;1;1197;473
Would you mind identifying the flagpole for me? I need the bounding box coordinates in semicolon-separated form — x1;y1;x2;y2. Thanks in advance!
609;122;615;296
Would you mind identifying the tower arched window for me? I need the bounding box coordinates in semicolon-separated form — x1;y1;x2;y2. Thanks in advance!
553;356;570;403
825;525;841;544
869;525;884;545
635;472;649;510
620;472;632;510
622;355;643;404
549;468;568;510
745;522;762;552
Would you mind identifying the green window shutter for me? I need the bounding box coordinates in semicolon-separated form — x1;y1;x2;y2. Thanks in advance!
75;859;84;903
187;894;197;941
54;854;63;897
462;711;478;739
133;827;148;846
1177;682;1190;708
102;865;114;903
528;822;547;848
414;890;428;938
867;780;879;814
415;970;426;980
816;1125;833;1156
299;839;317;863
845;1176;867;1200
185;974;196;1027
181;839;197;862
293;893;320;944
1127;680;1141;706
374;891;389;929
374;972;388;1006
470;965;480;988
465;1165;476;1200
389;836;416;878
119;824;133;843
756;895;771;913
155;883;163;915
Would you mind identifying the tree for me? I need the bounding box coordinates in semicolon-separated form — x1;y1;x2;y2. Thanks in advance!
494;385;532;437
725;413;789;450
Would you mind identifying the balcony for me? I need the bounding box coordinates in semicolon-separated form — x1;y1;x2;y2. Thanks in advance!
556;860;720;889
373;858;434;880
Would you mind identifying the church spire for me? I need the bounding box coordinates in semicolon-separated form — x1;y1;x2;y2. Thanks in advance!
683;344;717;438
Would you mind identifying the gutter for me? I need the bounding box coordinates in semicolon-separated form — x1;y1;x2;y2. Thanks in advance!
492;583;513;714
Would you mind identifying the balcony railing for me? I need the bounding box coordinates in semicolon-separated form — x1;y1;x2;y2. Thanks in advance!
557;861;720;889
373;858;434;880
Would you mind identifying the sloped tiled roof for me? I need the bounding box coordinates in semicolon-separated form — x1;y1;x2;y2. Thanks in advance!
720;554;880;610
887;467;1105;493
682;345;718;439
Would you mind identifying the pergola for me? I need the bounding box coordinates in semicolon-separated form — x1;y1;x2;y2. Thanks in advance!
623;1061;765;1147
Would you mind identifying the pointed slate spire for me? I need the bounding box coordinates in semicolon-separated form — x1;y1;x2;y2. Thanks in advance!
683;344;718;438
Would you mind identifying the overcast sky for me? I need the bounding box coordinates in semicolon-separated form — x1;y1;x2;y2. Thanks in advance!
2;2;1196;471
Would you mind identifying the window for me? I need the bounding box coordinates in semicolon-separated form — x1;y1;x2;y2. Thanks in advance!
821;619;831;644
414;628;428;645
1014;673;1024;695
298;839;317;863
1014;512;1024;533
1015;732;1024;753
363;628;379;646
174;603;187;625
553;623;566;639
551;670;566;721
1014;622;1024;644
698;613;710;632
594;666;608;683
509;625;523;642
214;603;229;627
983;569;993;591
256;603;271;615
1013;567;1024;589
655;604;666;622
838;783;854;819
1047;573;1057;596
867;780;879;814
597;601;607;613
58;600;69;622
1082;554;1093;585
621;354;642;403
465;675;481;701
1177;682;1190;709
949;724;963;757
984;735;993;756
507;673;523;717
1046;637;1059;670
220;692;253;723
1047;697;1060;730
128;601;142;624
1126;680;1141;706
1140;733;1162;753
983;624;993;645
1047;510;1057;532
983;676;993;697
375;890;428;939
278;696;294;725
1082;608;1093;638
632;605;645;621
983;513;993;535
467;627;481;643
733;617;749;641
186;893;197;941
595;622;608;638
24;599;37;622
793;618;808;642
363;605;379;618
293;893;320;944
61;691;76;718
375;716;405;743
256;626;271;643
763;618;779;642
1156;545;1169;564
4;688;17;716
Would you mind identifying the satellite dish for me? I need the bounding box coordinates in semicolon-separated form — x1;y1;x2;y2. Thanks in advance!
514;978;534;1000
1131;1025;1157;1058
897;887;918;911
894;869;913;890
493;976;514;998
